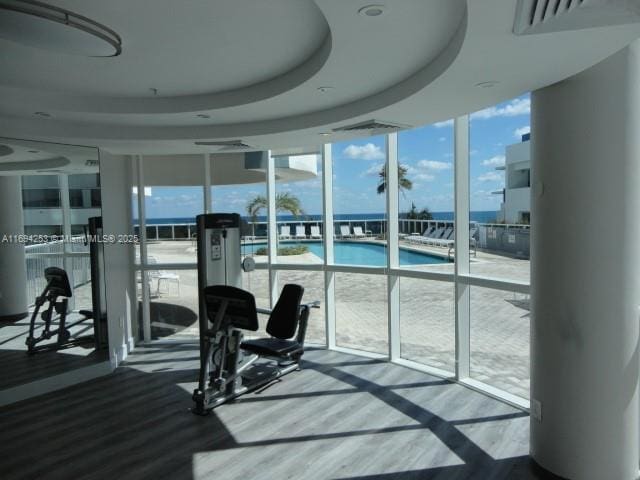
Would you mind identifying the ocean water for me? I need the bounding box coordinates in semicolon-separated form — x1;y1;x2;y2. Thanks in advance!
143;210;498;225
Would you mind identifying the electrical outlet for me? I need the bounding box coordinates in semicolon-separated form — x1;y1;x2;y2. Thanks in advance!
531;398;542;422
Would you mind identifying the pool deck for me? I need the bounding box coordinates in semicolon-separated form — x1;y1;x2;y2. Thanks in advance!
143;238;531;399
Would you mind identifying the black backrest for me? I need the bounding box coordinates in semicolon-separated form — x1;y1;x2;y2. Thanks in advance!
266;284;304;339
203;285;259;332
44;267;72;298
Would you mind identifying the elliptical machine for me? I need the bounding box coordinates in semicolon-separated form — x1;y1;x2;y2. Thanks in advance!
25;267;95;354
25;216;108;354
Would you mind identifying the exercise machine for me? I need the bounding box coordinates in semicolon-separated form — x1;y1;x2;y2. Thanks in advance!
191;283;316;414
192;213;318;414
25;216;108;354
25;267;95;354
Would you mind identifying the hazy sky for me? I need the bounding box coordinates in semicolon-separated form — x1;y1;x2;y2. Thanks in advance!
139;93;531;219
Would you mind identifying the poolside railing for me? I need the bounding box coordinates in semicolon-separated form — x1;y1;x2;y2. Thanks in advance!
136;218;531;258
25;238;92;306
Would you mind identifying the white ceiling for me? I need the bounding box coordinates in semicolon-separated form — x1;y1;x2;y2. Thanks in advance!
0;137;99;175
0;0;639;155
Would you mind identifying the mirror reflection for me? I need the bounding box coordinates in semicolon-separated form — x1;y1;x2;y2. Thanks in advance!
0;137;108;395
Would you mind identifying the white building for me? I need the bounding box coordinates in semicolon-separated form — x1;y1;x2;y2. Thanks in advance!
497;134;531;224
2;2;640;479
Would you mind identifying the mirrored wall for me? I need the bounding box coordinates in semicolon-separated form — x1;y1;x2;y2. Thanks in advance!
0;137;108;396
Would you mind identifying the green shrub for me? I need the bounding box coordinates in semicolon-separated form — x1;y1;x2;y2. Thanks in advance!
254;245;309;256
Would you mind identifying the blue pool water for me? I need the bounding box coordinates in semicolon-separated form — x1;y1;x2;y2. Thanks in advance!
242;241;448;267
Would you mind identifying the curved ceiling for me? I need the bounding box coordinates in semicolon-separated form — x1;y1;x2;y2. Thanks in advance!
0;137;99;175
0;0;639;155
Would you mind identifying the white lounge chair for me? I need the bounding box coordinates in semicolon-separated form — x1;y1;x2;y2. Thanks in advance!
340;225;352;238
310;225;322;239
353;226;366;238
279;225;291;239
408;226;434;244
295;225;307;239
416;227;443;245
147;257;180;296
432;227;454;246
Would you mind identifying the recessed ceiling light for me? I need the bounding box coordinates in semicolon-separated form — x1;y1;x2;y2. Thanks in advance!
34;111;51;117
317;86;334;93
359;5;385;17
0;0;122;57
197;114;211;119
319;132;332;137
475;81;499;88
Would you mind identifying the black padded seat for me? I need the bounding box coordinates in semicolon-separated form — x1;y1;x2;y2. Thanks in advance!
242;338;303;358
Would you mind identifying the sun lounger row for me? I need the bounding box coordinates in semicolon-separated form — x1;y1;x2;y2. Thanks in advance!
407;226;478;248
278;225;372;239
339;225;370;238
279;225;323;239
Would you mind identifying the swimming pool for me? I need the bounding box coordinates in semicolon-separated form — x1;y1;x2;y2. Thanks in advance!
242;241;448;266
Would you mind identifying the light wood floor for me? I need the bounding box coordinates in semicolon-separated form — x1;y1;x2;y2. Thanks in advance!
0;317;108;390
0;343;555;480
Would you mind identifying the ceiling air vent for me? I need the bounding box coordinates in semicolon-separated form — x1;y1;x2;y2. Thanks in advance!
514;0;640;35
194;140;254;150
333;119;410;133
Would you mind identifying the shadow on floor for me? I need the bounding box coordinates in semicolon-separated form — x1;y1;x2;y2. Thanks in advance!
1;344;555;480
137;301;198;339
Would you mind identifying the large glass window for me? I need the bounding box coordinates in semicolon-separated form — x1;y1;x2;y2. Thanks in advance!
146;268;198;340
470;286;530;398
399;277;455;372
332;136;387;266
211;155;267;265
144;185;202;264
334;272;387;354
241;269;270;339
469;94;531;283
278;270;325;346
127;121;534;406
274;154;323;264
397;121;455;272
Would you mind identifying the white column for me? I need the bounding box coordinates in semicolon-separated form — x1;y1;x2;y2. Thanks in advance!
136;155;151;343
454;115;470;379
386;133;400;361
59;174;74;310
322;143;336;349
0;176;27;320
266;151;278;307
530;42;640;480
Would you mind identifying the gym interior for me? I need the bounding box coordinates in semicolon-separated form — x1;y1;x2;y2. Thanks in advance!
2;2;640;479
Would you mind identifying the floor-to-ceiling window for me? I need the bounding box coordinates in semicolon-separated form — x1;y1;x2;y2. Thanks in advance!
396;122;457;374
467;94;531;400
330;135;388;355
131;102;532;408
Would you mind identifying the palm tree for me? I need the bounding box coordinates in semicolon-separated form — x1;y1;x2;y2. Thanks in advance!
377;164;413;195
246;193;304;238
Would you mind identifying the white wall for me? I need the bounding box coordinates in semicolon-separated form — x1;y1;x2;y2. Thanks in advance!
504;187;530;223
100;151;135;367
